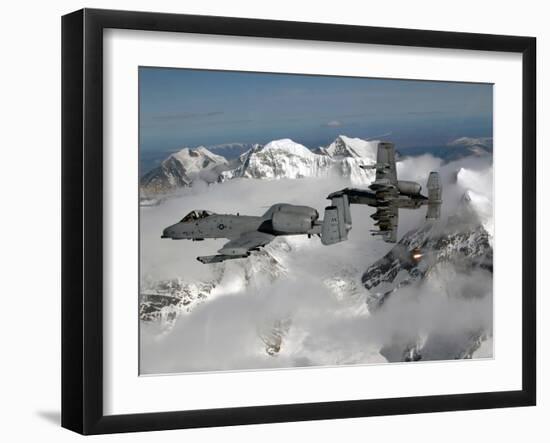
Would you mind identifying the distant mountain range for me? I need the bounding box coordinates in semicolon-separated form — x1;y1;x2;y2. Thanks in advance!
140;135;380;197
140;135;493;198
398;136;492;162
220;136;377;182
205;142;257;159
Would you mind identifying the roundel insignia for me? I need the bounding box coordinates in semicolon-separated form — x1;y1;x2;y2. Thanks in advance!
218;223;225;230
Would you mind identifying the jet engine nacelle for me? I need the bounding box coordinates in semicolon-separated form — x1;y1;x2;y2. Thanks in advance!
277;204;319;219
397;180;422;195
272;211;315;233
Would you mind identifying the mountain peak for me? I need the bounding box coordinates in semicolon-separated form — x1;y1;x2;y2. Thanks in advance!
140;145;229;196
142;136;380;196
448;136;492;148
336;134;357;144
171;146;226;163
261;139;314;158
447;137;493;157
168;146;227;174
325;135;378;160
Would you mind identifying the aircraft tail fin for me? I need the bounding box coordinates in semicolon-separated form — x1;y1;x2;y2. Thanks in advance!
426;171;442;220
321;194;352;245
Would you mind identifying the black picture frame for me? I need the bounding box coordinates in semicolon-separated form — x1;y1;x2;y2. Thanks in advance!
62;8;536;435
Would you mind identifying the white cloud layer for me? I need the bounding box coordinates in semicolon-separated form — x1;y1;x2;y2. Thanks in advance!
140;154;494;374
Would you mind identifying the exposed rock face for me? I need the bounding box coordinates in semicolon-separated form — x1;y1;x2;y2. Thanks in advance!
361;195;493;362
139;240;289;329
362;220;492;311
141;136;380;199
380;329;490;363
220;139;328;180
221;137;377;184
323;135;379;160
140;280;216;327
259;318;292;356
139;189;493;363
140;146;228;196
448;136;493;155
139;134;494;368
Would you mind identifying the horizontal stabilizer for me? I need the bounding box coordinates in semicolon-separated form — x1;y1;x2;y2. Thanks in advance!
197;254;249;264
360;163;390;171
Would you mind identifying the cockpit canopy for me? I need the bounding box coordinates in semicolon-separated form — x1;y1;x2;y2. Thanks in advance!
180;210;214;222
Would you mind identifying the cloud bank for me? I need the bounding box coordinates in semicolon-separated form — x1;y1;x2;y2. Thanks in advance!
140;153;494;374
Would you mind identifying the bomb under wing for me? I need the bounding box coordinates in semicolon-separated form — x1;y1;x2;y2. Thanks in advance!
161;197;352;263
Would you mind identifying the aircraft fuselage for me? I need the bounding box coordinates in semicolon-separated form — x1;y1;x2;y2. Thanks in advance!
339;188;428;210
162;214;262;240
161;204;323;242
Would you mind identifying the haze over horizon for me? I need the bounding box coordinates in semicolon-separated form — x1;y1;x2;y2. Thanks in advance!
139;67;493;171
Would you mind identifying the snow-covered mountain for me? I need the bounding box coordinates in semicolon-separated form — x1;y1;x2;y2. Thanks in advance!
140;135;493;198
140;239;290;331
206;142;257;159
220;139;332;180
221;136;378;183
447;136;493;157
397;137;493;163
322;135;379;160
139;134;494;370
140;280;216;326
141;136;378;197
321;135;379;183
362;217;492;312
140;146;228;196
141;189;493;354
361;194;493;362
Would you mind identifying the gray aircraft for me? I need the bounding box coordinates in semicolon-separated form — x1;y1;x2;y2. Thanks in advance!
328;142;442;243
161;197;352;263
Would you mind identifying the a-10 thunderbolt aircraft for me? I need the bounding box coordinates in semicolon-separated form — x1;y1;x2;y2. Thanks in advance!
328;142;442;242
161;196;352;263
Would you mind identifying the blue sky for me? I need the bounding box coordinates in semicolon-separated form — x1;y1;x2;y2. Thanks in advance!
139;67;492;155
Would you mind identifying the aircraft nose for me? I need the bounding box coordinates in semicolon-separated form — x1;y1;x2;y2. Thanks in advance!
161;226;173;238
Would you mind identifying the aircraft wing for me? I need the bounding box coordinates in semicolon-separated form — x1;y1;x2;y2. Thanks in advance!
371;205;398;243
372;142;398;187
218;231;275;256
